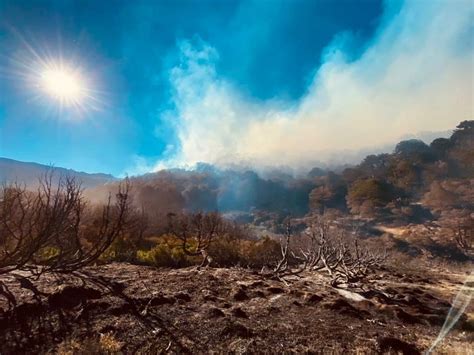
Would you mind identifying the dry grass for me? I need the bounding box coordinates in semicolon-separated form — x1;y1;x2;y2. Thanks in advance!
56;333;123;355
418;336;474;355
99;332;124;353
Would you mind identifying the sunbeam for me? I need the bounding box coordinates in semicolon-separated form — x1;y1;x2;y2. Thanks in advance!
0;31;104;118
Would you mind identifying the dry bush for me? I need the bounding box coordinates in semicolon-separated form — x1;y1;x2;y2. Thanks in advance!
270;216;387;286
167;211;230;267
302;217;387;286
208;235;281;268
441;213;473;258
240;236;281;269
0;173;130;275
272;219;306;279
56;333;123;355
99;332;124;353
103;207;150;262
207;236;243;267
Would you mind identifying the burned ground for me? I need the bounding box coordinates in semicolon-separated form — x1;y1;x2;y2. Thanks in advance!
0;263;472;354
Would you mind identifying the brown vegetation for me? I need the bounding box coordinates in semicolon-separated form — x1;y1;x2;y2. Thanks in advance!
0;174;130;275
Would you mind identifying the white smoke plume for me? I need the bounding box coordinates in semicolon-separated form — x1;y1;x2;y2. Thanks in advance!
156;0;473;170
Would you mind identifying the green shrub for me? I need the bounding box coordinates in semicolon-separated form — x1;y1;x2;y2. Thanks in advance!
135;249;155;265
241;236;281;268
100;236;153;263
135;235;197;267
206;235;282;268
99;239;128;262
100;231;281;270
36;246;61;263
347;178;399;216
208;237;242;267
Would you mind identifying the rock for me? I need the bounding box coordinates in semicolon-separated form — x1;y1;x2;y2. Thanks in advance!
356;300;376;312
206;306;225;318
377;337;420;354
174;292;191;302
249;280;266;288
289;289;305;297
324;299;365;319
150;294;176;306
201;288;216;301
107;299;135;316
424;313;445;326
267;286;285;294
221;322;253;338
48;286;101;309
393;308;419;324
422;293;436;300
228;338;256;354
267;305;280;314
231;307;248;318
303;293;323;305
232;288;249;301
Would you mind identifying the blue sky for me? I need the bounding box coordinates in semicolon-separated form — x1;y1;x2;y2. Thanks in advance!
0;0;472;175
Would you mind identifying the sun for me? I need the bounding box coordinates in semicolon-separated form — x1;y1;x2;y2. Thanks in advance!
38;63;89;106
5;35;103;117
29;58;102;114
39;65;87;106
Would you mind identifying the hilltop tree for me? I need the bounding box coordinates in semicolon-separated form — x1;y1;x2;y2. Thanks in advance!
307;167;327;178
451;120;474;143
309;172;347;213
387;159;420;192
347;178;398;216
359;154;391;178
430;138;453;160
449;120;474;177
395;139;432;158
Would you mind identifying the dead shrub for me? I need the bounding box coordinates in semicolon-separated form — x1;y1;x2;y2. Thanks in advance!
0;173;130;275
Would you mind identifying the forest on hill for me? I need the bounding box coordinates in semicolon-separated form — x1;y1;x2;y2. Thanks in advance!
86;120;473;227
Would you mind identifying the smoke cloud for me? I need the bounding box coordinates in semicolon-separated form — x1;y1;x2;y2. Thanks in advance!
157;0;473;170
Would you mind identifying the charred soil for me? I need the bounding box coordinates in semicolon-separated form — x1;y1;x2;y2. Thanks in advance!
0;263;472;354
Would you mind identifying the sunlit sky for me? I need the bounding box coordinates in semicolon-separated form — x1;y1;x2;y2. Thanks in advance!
0;0;472;176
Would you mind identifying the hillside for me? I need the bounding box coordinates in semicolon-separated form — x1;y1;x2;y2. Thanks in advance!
0;157;116;189
4;121;472;222
85;121;473;233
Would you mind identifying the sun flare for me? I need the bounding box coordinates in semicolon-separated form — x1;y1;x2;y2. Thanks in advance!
11;41;101;114
41;68;84;102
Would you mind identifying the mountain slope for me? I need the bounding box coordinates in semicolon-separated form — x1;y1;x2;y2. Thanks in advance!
0;157;115;188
